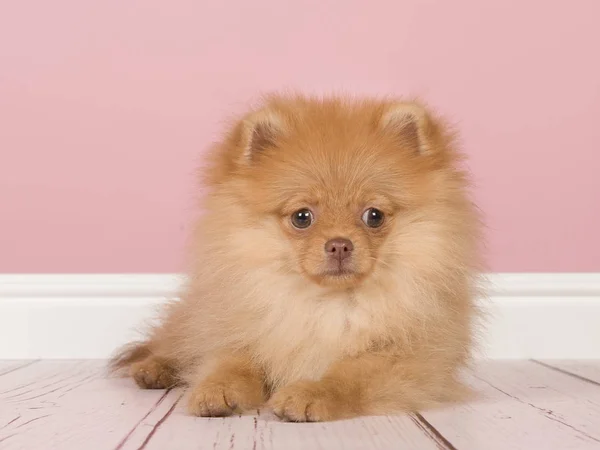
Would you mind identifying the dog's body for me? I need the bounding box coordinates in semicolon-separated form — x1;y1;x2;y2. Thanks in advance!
111;95;482;421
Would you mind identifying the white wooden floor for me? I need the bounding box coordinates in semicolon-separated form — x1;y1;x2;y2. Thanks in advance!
1;361;599;449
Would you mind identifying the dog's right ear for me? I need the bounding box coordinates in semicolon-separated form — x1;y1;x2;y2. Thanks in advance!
238;109;286;163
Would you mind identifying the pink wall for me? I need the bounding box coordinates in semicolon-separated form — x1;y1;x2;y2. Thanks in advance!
1;1;599;273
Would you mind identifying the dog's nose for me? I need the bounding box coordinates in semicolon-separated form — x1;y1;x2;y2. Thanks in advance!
324;238;354;260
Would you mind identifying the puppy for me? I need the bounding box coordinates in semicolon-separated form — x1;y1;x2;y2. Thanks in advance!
111;94;482;422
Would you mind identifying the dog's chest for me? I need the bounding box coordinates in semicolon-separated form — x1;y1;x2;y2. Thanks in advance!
254;294;375;388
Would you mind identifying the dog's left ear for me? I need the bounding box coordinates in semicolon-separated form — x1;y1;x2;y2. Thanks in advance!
239;109;286;162
379;102;437;155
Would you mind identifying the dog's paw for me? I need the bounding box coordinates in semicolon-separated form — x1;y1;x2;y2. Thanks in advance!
188;378;265;417
269;381;353;422
130;357;176;389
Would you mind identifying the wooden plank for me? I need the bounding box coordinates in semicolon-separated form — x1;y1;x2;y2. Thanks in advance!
536;360;600;385
0;360;179;450
129;401;442;450
2;360;600;449
2;362;441;449
477;360;600;440
421;361;600;449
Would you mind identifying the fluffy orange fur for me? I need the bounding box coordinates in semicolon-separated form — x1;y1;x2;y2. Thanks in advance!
110;94;483;422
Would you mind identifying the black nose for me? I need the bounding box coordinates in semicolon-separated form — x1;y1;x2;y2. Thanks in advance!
324;238;354;260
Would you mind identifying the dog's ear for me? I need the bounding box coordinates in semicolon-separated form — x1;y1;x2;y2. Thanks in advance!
239;109;286;162
379;102;437;155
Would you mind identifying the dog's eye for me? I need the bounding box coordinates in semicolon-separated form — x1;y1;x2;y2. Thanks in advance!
291;209;314;229
362;208;385;228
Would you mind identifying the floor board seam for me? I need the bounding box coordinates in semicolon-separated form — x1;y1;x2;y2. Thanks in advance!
530;360;600;387
0;360;40;377
411;413;457;450
113;389;173;450
136;391;184;450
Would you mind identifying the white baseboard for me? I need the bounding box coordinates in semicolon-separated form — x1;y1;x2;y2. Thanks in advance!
1;273;599;359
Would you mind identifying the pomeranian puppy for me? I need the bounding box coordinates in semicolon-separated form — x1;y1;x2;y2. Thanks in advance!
111;94;482;422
